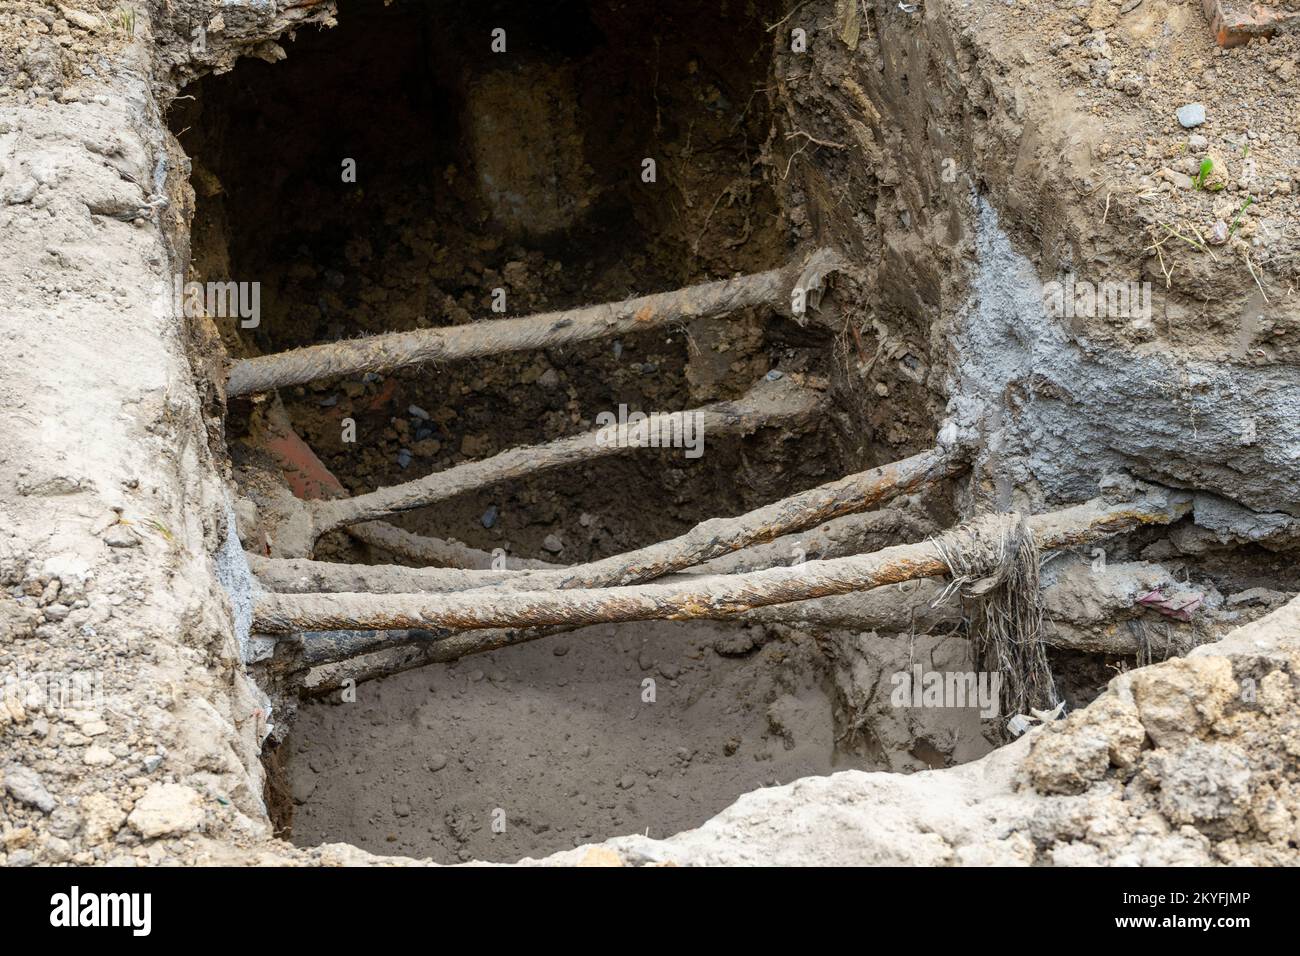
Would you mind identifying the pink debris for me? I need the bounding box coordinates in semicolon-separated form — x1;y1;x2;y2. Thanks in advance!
1137;589;1204;622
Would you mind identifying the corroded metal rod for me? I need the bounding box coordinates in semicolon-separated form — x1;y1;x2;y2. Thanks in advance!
228;247;841;396
307;374;823;539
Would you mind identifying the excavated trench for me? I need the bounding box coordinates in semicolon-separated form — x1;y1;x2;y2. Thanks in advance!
164;0;1296;863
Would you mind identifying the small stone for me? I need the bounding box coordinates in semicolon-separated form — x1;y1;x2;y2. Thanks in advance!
2;765;56;814
428;753;448;772
396;449;412;469
408;404;430;420
42;603;70;622
46;807;81;840
44;836;73;863
713;632;758;656
480;505;498;529
1187;133;1208;150
765;369;784;381
617;774;636;790
6;178;37;205
127;783;205;838
538;368;560;388
551;641;570;657
80;793;126;845
1176;103;1206;128
81;745;115;766
542;533;564;554
102;524;139;548
143;754;163;772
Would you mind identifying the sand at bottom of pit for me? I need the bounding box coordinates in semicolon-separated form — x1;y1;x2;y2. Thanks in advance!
286;618;996;863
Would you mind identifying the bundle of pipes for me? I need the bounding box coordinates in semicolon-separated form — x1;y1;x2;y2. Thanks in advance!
233;244;1192;687
253;488;1192;639
251;445;962;593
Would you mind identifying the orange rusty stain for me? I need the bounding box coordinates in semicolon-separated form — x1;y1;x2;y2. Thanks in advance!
633;305;656;324
367;377;398;411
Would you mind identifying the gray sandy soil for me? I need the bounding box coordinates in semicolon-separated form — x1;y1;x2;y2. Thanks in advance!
287;616;1000;862
288;621;872;862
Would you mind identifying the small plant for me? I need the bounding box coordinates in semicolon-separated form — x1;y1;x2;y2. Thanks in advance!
114;6;136;37
1192;157;1224;191
134;517;174;542
1228;197;1254;240
1193;158;1212;189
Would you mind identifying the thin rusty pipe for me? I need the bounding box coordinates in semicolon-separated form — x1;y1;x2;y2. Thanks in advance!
307;374;823;540
228;247;841;396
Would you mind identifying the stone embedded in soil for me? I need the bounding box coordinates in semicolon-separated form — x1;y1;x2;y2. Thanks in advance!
292;773;318;805
101;524;139;548
2;765;56;814
713;631;758;656
1145;741;1253;827
82;745;115;766
127;783;205;839
1176;103;1207;128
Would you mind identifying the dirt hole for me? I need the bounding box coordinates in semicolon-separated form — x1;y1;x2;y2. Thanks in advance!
170;0;1000;863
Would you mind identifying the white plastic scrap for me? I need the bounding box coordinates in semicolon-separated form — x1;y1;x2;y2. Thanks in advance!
1007;700;1067;736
